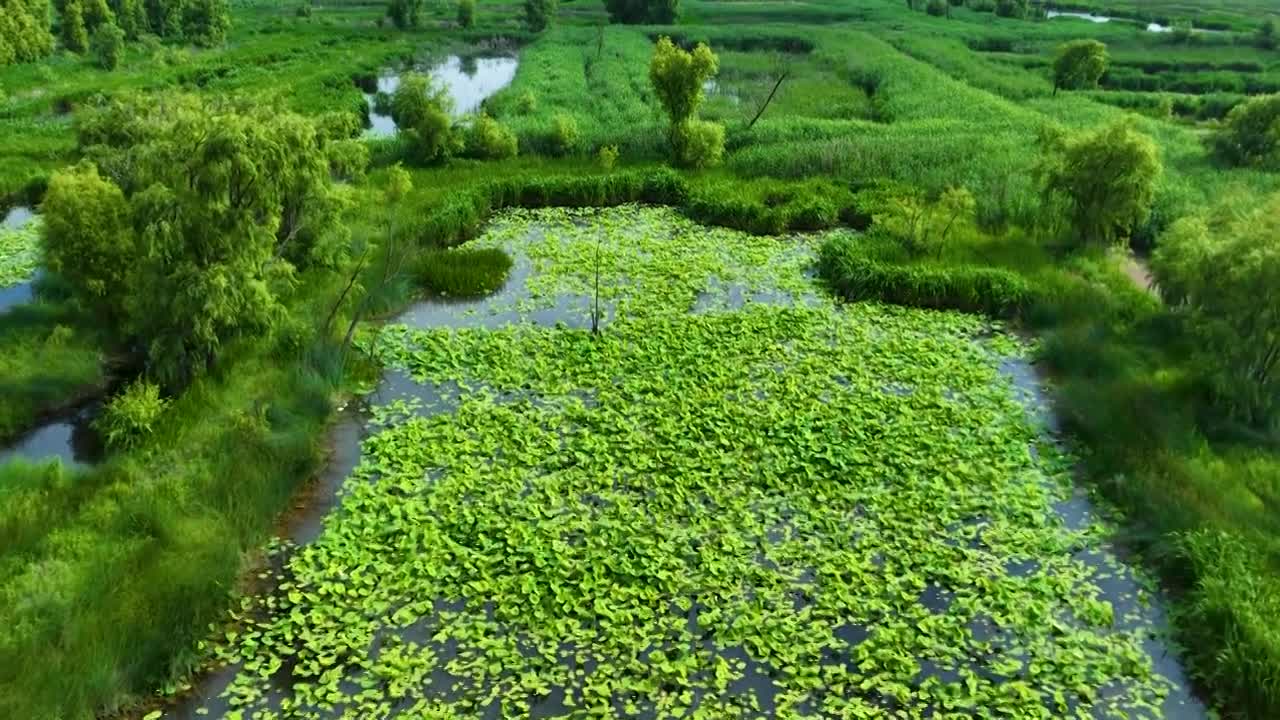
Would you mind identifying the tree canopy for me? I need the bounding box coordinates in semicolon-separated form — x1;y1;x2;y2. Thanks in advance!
45;94;350;387
1052;40;1108;95
1153;194;1280;428
1210;93;1280;169
649;36;724;168
1036;120;1162;247
0;0;55;65
390;73;461;165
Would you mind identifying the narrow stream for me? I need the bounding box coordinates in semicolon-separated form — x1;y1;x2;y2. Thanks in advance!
0;402;104;468
156;211;1206;720
362;55;519;138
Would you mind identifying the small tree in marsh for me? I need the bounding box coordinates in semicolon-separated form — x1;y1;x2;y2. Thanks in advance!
386;0;422;28
91;20;124;69
457;0;474;28
182;0;230;47
649;36;724;168
391;72;460;164
523;0;555;32
1153;195;1280;428
1036;120;1161;247
1052;39;1108;95
1258;18;1277;50
1210;93;1280;169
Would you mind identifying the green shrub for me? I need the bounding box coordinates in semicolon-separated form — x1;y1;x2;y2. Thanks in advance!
925;0;947;17
1175;530;1280;715
1210;93;1280;169
676;119;724;170
414;247;513;298
516;90;537;114
819;234;1034;318
549;113;579;156
95;380;170;450
464;114;518;160
457;0;475;28
524;0;555;32
597;144;619;170
91;22;125;70
295;2;312;18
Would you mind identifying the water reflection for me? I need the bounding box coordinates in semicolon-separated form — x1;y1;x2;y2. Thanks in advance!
0;404;103;468
2;205;34;229
362;55;519;138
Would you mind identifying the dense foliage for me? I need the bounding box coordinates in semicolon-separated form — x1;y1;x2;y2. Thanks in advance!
0;0;55;66
524;0;555;33
1153;195;1280;428
45;94;347;387
1036;120;1162;247
463;113;519;160
456;0;473;28
649;37;724;168
391;73;460;165
1052;39;1108;94
91;20;124;69
386;0;422;29
1210;93;1280;169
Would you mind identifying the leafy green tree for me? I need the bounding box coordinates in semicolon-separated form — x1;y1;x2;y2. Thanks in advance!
1210;93;1280;169
41;162;134;321
65;93;348;387
144;0;182;37
182;0;228;46
605;0;677;24
457;0;474;28
386;0;421;28
61;0;89;52
994;0;1026;17
1036;120;1161;247
81;0;116;34
91;20;123;69
1152;195;1280;427
1052;39;1108;95
926;0;947;17
649;36;719;164
523;0;554;32
0;0;56;65
391;73;459;164
110;0;148;38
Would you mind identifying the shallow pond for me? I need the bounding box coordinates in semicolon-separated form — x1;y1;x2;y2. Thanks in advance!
363;55;519;138
159;207;1206;720
0;402;103;468
2;205;34;229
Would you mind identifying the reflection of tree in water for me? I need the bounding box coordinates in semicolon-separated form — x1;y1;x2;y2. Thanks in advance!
459;55;478;78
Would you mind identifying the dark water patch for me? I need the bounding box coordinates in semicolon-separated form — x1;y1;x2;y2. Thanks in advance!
0;281;34;314
0;402;103;468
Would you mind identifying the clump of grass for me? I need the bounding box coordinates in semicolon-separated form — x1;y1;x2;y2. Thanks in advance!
94;380;170;450
413;247;513;298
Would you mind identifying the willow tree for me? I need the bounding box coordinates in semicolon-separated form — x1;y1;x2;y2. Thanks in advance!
1153;195;1280;428
1036;120;1161;247
48;94;349;387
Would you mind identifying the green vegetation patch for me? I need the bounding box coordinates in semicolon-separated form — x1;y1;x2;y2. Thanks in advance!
0;215;40;287
414;246;513;298
207;208;1177;718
